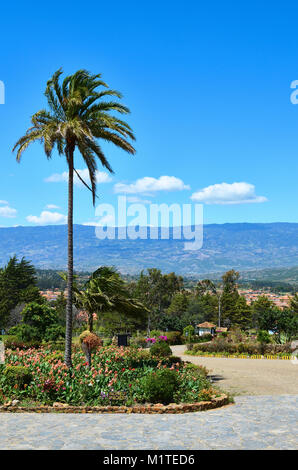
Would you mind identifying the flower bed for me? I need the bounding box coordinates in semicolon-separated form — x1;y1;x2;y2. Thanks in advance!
0;345;224;409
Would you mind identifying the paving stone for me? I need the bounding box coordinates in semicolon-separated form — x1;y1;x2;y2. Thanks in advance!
0;395;297;450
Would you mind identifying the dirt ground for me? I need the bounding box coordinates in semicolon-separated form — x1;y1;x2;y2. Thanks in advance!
171;345;298;396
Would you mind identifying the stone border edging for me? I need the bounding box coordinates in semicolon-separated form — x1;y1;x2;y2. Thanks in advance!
0;393;229;414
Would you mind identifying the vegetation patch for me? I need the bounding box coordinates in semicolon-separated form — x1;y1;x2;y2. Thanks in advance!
0;345;219;408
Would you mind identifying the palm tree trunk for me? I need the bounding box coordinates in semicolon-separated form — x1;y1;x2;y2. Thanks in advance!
65;147;74;367
88;313;93;332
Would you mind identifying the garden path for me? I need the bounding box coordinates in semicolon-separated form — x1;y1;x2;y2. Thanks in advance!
171;345;298;396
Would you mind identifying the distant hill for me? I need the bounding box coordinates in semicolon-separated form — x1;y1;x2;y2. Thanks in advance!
1;222;298;275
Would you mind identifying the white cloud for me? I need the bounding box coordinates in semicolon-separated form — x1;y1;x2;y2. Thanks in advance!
114;176;190;195
45;169;112;186
0;203;17;218
45;204;60;210
190;182;267;205
26;211;67;225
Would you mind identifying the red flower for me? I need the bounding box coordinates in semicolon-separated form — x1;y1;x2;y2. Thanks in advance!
129;384;132;387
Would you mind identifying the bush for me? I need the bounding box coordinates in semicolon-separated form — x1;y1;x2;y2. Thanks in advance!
3;366;32;389
130;336;148;348
4;335;40;350
150;340;172;358
190;340;293;356
183;325;195;340
43;325;65;342
143;369;178;404
257;330;271;344
165;331;182;345
184;362;208;377
195;333;213;343
165;355;182;366
3;335;19;347
218;331;228;338
150;330;162;338
8;324;40;342
45;340;65;352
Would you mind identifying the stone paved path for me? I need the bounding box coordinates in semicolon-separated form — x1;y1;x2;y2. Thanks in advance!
0;395;297;449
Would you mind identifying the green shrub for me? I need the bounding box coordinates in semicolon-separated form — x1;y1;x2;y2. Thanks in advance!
165;331;182;345
218;331;228;338
3;366;32;389
4;335;40;350
3;335;19;347
165;355;182;366
45;340;65;352
183;325;194;340
8;324;40;342
150;330;162;338
150;340;172;358
44;325;65;342
184;362;208;377
194;333;213;343
257;330;271;344
143;368;178;404
130;336;147;348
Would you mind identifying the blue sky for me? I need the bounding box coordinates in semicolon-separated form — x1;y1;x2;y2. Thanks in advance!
1;0;298;227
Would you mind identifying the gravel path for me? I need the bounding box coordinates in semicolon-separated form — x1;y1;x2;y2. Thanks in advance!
0;395;297;449
171;345;298;396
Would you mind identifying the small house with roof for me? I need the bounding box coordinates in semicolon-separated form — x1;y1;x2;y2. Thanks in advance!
196;322;216;336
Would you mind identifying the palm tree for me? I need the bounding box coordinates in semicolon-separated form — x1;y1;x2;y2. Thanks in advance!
13;69;135;367
72;267;147;332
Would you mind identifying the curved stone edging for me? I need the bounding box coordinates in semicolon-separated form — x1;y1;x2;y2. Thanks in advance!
0;393;229;414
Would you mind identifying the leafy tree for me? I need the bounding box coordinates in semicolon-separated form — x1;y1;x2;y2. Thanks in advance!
290;293;298;314
0;256;40;328
167;292;189;316
233;296;252;329
257;306;280;333
196;279;222;326
22;302;59;338
51;292;67;326
221;270;240;326
9;302;60;341
13;69;135;367
133;269;183;333
252;295;276;330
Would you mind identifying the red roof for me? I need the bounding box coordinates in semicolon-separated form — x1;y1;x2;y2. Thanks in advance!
197;322;216;328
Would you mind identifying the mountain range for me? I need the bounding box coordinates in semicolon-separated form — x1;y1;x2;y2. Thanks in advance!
1;222;298;275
